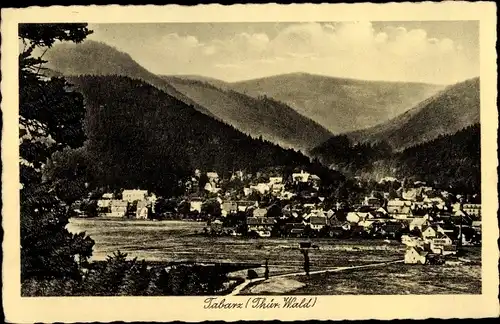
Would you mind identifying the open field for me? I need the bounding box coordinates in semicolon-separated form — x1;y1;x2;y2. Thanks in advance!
287;263;481;295
67;218;405;276
239;248;482;295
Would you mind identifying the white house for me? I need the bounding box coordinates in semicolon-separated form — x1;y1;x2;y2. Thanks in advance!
253;208;268;218
409;216;429;231
292;170;310;183
206;172;219;183
250;183;270;194
379;176;398;183
204;182;221;194
243;187;253;196
102;193;114;199
107;200;128;217
429;233;453;254
97;199;112;208
421;225;438;240
122;189;148;203
401;235;424;247
346;212;369;223
270;183;285;194
404;247;428;264
387;199;412;215
190;199;203;213
136;206;149;219
268;177;283;185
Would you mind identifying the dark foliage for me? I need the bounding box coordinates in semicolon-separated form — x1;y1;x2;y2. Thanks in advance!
311;124;480;195
19;23;95;283
65;75;342;197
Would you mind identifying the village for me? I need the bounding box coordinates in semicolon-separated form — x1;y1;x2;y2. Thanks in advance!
71;168;482;266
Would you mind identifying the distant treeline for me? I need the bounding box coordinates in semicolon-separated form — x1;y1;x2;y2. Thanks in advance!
311;124;480;194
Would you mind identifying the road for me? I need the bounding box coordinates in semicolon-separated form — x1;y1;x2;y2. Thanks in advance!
227;259;404;296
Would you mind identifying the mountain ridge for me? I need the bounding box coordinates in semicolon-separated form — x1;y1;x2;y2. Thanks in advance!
46;40;332;151
344;77;480;151
228;72;444;134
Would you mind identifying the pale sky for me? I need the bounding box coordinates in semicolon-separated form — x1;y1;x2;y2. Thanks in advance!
87;21;479;85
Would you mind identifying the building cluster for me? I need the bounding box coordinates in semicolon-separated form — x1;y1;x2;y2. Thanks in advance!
194;173;482;245
75;170;481;260
96;189;157;219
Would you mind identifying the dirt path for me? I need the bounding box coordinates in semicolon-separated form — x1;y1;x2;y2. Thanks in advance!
227;259;404;296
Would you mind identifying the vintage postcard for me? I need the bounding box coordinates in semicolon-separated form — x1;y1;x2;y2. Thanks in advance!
2;2;499;322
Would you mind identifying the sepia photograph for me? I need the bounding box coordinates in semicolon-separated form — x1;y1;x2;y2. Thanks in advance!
2;2;498;322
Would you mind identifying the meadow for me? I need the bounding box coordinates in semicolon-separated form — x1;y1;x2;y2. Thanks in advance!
67;218;405;276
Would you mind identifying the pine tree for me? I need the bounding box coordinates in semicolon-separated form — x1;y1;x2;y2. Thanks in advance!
19;23;95;288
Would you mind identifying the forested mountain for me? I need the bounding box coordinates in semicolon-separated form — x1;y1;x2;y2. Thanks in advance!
46;41;332;151
45;40;216;118
347;77;480;150
231;72;443;134
395;124;480;193
65;75;344;196
311;124;481;194
161;76;333;151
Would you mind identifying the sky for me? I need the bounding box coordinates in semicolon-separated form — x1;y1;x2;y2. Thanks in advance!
87;21;479;85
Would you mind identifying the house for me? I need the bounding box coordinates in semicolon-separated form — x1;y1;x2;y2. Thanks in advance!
221;202;238;217
364;196;382;208
402;188;423;201
292;170;310;183
404;246;428;264
471;220;481;233
136;205;149;219
210;219;224;234
309;216;327;230
230;170;244;181
237;200;258;212
250;183;270;194
243;187;253;196
401;235;424;247
97;199;112;208
102;193;114;199
204;182;221;194
122;189;148;203
463;203;481;218
436;224;455;238
269;177;283;185
279;191;296;200
309;174;321;185
379;176;398;183
247;217;275;236
409;216;429;231
190;199;203;213
290;228;304;237
387;199;412;215
429;232;453;254
382;222;405;236
358;220;375;230
206;172;219;183
424;197;446;209
346;212;361;223
326;209;335;219
253;208;268;218
270;184;285;194
421;225;438;240
107;200;128;217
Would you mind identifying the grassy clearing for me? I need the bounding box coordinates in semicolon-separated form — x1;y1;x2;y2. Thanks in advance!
273;262;481;295
68;218;404;275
